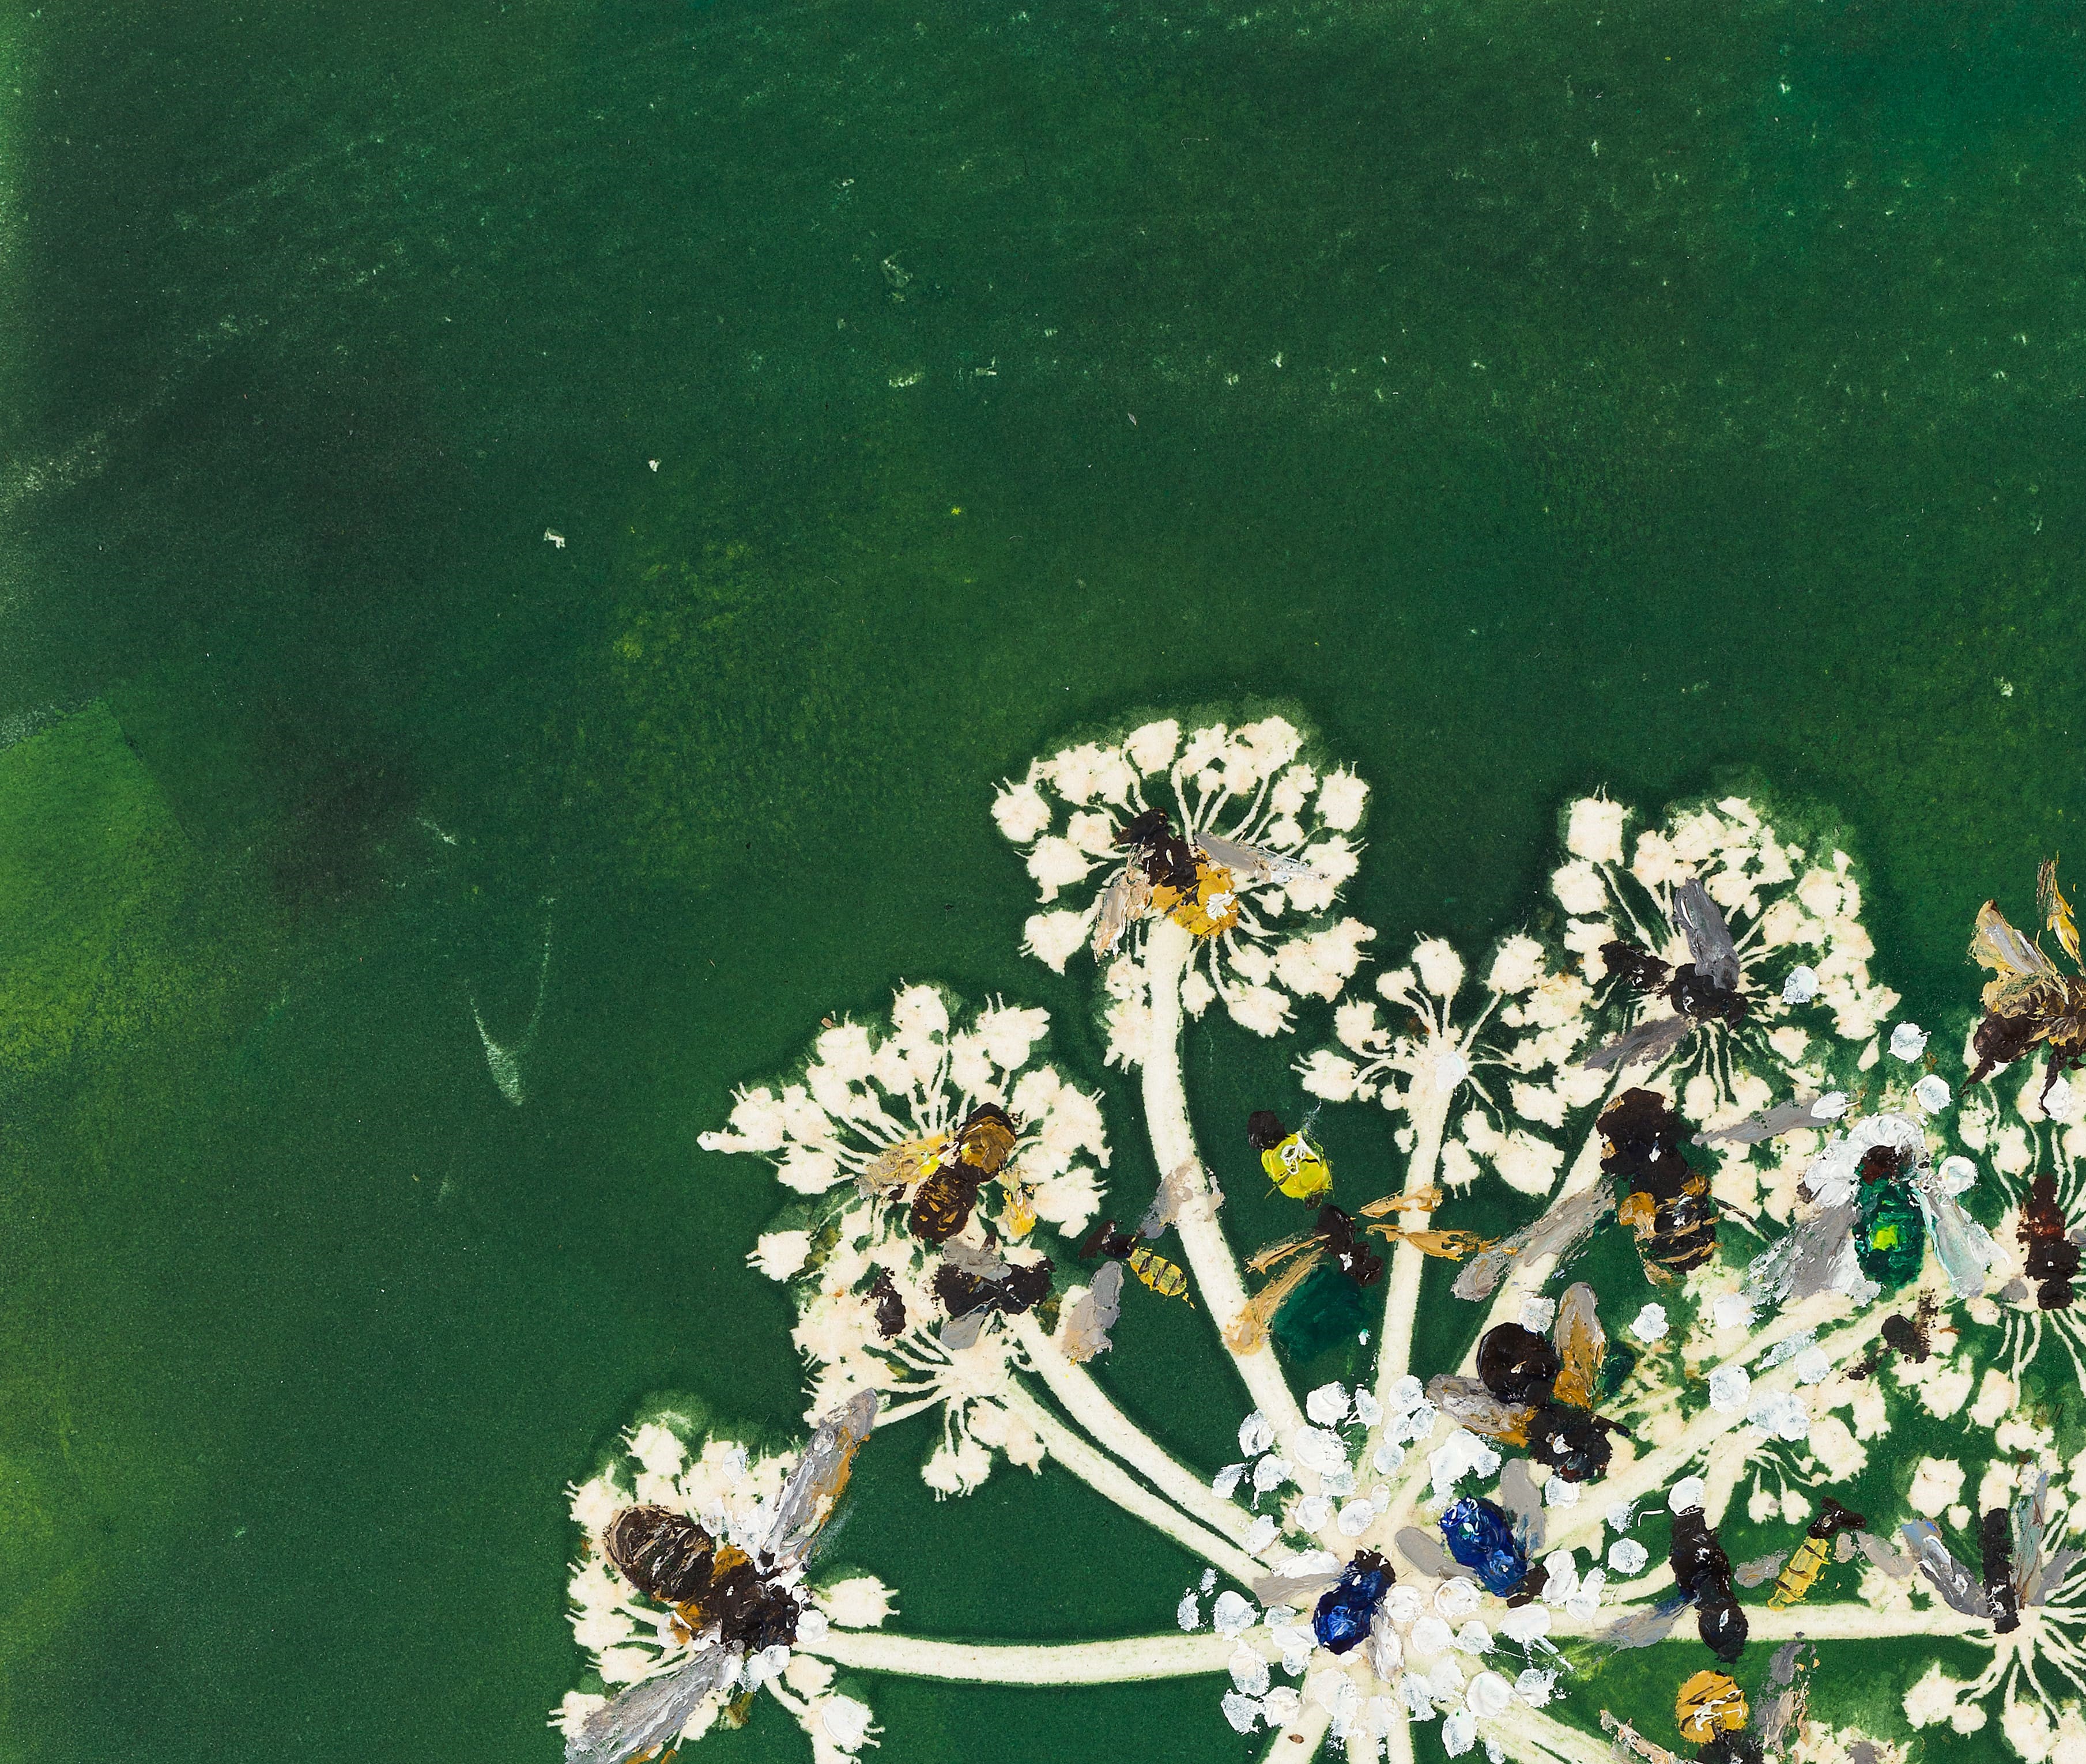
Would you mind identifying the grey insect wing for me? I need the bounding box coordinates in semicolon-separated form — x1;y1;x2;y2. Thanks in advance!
1059;1260;1125;1363
764;1391;878;1569
1672;878;1742;992
1901;1521;1988;1616
1695;1097;1822;1146
1742;1198;1859;1309
1910;1164;2000;1299
1452;1181;1613;1301
565;1642;741;1764
1582;1012;1694;1074
1425;1374;1534;1442
1195;831;1310;885
1598;1593;1691;1650
1090;864;1146;959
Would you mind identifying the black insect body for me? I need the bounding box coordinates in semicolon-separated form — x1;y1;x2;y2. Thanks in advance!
1670;1507;1749;1664
866;1267;907;1339
1585;879;1749;1074
1313;1204;1386;1287
931;1256;1053;1321
1116;806;1201;893
1601;1089;1721;1283
1848;1293;1940;1381
1983;1506;2022;1635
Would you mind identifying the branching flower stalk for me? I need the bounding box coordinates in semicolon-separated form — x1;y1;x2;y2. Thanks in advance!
559;746;2069;1764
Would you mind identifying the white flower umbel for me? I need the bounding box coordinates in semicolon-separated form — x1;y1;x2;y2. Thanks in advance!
700;982;1273;1580
561;756;2053;1764
997;711;1377;1442
559;1405;882;1758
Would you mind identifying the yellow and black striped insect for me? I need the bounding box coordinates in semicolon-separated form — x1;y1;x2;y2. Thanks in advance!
1082;1218;1193;1304
1673;1668;1748;1745
1766;1496;1867;1610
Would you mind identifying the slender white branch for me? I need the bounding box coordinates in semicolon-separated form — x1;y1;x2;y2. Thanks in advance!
1259;1695;1331;1762
1000;1383;1270;1585
804;1627;1236;1684
1141;917;1309;1442
1009;1310;1271;1557
1492;1701;1622;1764
1368;1075;1452;1441
1384;1713;1414;1764
1549;1599;1989;1644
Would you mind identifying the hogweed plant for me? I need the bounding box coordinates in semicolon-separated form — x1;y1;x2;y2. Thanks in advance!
556;723;2083;1764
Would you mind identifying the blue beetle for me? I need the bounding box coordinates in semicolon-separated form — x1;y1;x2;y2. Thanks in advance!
1439;1495;1533;1597
1311;1549;1395;1655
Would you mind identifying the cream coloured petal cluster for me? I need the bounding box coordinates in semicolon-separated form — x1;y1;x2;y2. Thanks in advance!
993;713;1374;1057
697;984;1103;1490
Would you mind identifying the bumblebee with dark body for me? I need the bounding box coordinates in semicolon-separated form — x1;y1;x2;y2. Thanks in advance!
1669;1505;1748;1663
903;1103;1019;1244
1601;1089;1720;1283
2020;1172;2082;1310
1428;1282;1632;1484
1968;861;2086;1098
1089;807;1252;954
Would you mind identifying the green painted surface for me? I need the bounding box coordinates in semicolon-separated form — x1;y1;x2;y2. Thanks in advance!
5;0;2086;1758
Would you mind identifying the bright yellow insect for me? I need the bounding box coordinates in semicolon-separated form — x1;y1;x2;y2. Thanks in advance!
1247;1109;1333;1202
1150;859;1240;939
1127;1245;1192;1304
1674;1669;1748;1744
1768;1497;1866;1610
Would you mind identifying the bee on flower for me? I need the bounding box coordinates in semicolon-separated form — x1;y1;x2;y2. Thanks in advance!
557;1400;889;1764
993;712;1373;1058
699;984;1109;1494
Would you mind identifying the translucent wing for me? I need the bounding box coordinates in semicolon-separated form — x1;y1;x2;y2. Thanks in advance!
1137;1159;1200;1238
1549;1281;1606;1410
1496;1459;1545;1554
1598;1591;1691;1650
1224;1253;1321;1354
1425;1374;1537;1446
1582;1012;1693;1074
1856;1531;1915;1578
1195;831;1311;885
1672;878;1741;992
565;1644;741;1764
1971;900;2058;982
2042;859;2083;966
1394;1527;1461;1579
858;1134;942;1195
763;1392;878;1569
1742;1199;1859;1309
1091;863;1151;959
1452;1183;1614;1301
1058;1260;1125;1365
1900;1521;1987;1616
1910;1166;2000;1300
1695;1097;1823;1146
1734;1551;1791;1589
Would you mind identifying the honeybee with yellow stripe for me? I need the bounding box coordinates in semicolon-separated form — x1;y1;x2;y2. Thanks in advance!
1090;809;1307;958
1674;1669;1748;1745
1247;1109;1331;1202
1766;1496;1866;1609
859;1104;1021;1246
1082;1219;1193;1304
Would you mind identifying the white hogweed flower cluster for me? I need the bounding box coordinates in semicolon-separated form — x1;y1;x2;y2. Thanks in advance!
699;984;1108;1493
558;1408;887;1759
993;712;1372;1061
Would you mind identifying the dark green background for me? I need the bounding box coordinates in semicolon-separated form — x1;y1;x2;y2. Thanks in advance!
1;0;2079;1757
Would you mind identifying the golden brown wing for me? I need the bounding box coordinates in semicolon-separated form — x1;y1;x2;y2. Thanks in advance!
2042;859;2083;968
1224;1252;1321;1353
1551;1281;1607;1409
1972;900;2058;983
1367;1225;1495;1261
1357;1188;1446;1217
1247;1229;1326;1274
1426;1374;1537;1446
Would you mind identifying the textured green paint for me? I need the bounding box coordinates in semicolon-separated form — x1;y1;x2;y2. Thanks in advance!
5;0;2086;1759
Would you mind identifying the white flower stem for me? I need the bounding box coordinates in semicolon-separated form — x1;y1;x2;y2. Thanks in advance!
1142;917;1309;1442
1009;1310;1274;1558
1001;1383;1270;1585
1492;1701;1621;1764
1368;1072;1453;1437
1555;1601;1989;1644
805;1627;1236;1683
1259;1696;1331;1762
